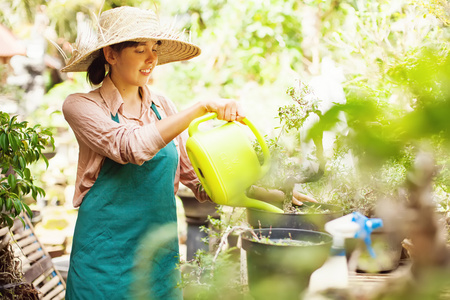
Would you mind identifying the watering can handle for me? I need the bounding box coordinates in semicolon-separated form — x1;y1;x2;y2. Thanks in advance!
188;112;217;136
188;112;271;175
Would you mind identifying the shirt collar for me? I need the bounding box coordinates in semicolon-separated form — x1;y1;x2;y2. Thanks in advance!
99;75;162;116
99;75;123;117
141;84;162;108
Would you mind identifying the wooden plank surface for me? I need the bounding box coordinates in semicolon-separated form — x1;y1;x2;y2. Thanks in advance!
24;256;53;283
348;260;412;296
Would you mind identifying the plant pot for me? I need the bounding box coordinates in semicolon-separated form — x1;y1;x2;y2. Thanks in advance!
247;202;344;232
345;228;404;273
178;193;220;260
178;191;220;221
242;228;333;300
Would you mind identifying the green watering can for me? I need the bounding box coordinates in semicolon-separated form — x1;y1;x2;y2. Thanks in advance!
186;113;283;213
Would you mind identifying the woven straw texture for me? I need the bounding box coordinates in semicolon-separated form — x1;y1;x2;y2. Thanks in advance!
62;6;201;72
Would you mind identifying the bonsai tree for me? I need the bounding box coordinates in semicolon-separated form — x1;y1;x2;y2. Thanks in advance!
0;111;53;299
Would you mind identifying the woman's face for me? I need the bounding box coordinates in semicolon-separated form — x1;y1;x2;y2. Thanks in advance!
106;41;160;88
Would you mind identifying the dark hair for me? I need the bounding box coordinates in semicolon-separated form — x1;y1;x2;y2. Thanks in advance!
87;41;141;86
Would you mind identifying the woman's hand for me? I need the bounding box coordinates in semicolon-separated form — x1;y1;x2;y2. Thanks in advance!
201;98;246;123
154;98;245;144
248;185;318;206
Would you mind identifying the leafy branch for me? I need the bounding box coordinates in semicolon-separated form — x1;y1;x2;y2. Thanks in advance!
0;112;54;227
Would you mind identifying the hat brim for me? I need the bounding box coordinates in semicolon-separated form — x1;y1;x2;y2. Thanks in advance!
61;37;201;73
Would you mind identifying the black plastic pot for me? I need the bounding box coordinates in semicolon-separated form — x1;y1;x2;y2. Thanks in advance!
179;193;219;221
242;228;333;300
247;202;344;232
178;193;220;260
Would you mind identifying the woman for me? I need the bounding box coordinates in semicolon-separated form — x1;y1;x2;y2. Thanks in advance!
61;6;244;299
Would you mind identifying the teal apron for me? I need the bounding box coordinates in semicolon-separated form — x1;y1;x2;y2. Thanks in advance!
66;103;182;300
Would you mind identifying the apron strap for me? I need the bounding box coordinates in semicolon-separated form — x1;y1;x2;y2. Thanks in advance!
151;102;162;120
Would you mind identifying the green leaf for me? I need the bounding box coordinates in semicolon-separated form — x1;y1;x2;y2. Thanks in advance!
24;168;31;180
41;154;49;168
0;133;7;151
5;197;12;211
21;140;28;150
23;203;33;219
31;133;38;146
19;217;25;228
7;174;16;191
31;186;37;200
4;214;13;228
8;133;18;152
16;183;22;194
13;200;21;214
36;187;46;197
14;168;23;178
8;115;17;128
25;150;33;162
19;156;26;169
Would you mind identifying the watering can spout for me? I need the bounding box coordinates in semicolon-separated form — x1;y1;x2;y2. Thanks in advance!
238;195;284;213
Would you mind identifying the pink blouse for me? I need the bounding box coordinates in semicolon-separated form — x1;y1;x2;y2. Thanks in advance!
62;75;208;207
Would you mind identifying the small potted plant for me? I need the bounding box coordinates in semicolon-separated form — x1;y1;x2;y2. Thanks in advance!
246;81;343;231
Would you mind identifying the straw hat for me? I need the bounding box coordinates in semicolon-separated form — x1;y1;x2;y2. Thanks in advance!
61;6;201;72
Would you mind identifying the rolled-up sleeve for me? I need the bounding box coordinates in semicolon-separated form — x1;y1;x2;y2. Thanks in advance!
63;94;166;165
159;96;210;202
177;129;210;202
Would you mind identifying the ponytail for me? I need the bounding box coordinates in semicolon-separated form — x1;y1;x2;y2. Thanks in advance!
87;50;107;86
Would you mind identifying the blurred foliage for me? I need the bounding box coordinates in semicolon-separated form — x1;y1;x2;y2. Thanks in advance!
0;65;24;101
0;0;44;25
305;44;450;214
253;81;323;191
150;0;308;103
308;45;450;164
415;0;450;26
179;249;243;300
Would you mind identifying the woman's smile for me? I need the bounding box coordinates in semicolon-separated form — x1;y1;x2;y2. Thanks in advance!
140;68;153;76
